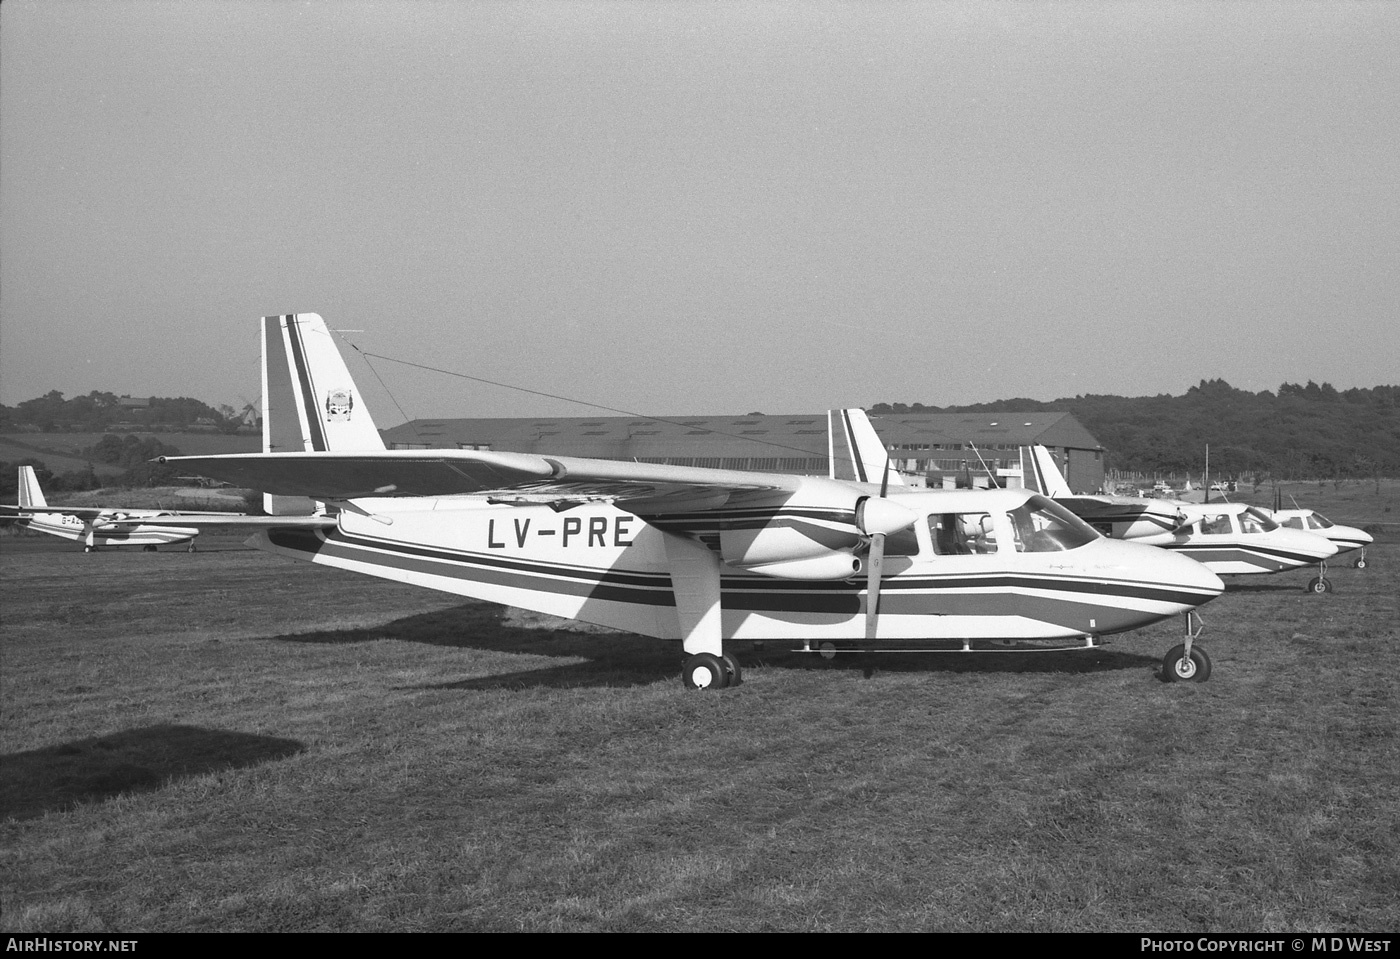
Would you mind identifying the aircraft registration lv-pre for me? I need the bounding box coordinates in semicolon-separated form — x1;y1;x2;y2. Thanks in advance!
163;314;1226;689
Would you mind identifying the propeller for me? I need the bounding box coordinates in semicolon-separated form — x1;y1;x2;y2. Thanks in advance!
859;458;907;641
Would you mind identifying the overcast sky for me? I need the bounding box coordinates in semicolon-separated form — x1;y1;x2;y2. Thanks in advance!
3;1;1397;425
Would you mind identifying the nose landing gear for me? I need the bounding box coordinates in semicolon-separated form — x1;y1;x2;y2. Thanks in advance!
1163;610;1212;683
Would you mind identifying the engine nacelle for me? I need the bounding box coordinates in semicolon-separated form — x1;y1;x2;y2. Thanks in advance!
740;552;864;580
720;521;859;568
717;486;917;572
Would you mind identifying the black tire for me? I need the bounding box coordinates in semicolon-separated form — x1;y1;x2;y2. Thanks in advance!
1307;577;1332;594
1354;558;1367;569
1162;643;1212;683
682;653;729;690
143;545;158;553
721;652;743;687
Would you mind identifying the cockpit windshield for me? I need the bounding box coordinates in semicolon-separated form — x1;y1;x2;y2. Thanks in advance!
1007;495;1099;552
1240;507;1279;534
1308;512;1335;530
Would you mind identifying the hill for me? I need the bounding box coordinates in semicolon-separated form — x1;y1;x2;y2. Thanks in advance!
874;380;1400;480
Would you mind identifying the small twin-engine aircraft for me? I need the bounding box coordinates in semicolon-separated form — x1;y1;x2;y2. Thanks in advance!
1269;509;1371;569
1;465;214;552
1021;446;1340;592
161;314;1227;688
1264;489;1373;570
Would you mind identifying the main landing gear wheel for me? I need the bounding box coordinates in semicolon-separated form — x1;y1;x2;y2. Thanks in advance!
83;545;95;553
721;652;743;687
1306;577;1333;594
143;545;158;552
682;653;729;690
1353;557;1367;569
1163;643;1212;683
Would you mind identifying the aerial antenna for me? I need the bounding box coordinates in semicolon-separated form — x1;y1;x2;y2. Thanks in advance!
327;329;427;446
966;442;995;486
335;336;848;460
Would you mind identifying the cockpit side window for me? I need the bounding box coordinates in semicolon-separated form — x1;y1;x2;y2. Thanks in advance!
1008;496;1098;552
1201;513;1235;535
928;513;997;555
1239;508;1277;534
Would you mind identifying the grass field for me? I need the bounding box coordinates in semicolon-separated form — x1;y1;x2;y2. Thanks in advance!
1;532;1396;932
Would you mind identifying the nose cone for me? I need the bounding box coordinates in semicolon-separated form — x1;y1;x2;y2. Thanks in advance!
1276;528;1339;562
1093;537;1224;608
1332;524;1374;550
1154;543;1226;602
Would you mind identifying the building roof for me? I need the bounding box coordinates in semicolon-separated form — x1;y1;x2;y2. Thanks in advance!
380;411;1101;463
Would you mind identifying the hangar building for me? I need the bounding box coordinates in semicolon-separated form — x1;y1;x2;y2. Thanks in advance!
380;411;1106;492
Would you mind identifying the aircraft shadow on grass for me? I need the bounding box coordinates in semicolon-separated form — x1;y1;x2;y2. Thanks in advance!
268;602;1161;691
0;724;303;822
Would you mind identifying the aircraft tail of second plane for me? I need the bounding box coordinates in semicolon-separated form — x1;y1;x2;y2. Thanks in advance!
17;465;49;510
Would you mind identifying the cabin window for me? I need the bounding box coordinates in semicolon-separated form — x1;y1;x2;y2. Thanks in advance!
928;513;997;555
1200;513;1234;535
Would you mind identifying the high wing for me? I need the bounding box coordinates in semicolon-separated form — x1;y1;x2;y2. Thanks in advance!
82;513;337;529
0;504;244;520
161;448;808;516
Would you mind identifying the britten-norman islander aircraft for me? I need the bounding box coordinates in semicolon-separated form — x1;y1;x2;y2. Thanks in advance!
162;314;1228;688
1021;446;1340;592
2;465;213;552
1266;503;1372;570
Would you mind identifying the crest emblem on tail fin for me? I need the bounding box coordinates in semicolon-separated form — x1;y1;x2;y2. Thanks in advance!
326;389;354;422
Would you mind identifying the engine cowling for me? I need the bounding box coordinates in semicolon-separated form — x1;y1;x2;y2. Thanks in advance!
741;552;864;580
718;485;917;578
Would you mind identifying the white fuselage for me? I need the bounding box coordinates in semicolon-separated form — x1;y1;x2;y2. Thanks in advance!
1269;509;1372;556
1133;504;1337;575
251;491;1223;643
19;510;199;548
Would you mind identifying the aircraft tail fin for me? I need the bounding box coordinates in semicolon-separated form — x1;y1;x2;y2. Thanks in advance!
262;313;385;454
1020;445;1073;497
17;466;48;509
261;313;383;514
827;409;904;487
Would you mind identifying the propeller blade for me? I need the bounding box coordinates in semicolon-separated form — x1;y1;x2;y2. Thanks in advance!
865;531;885;641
